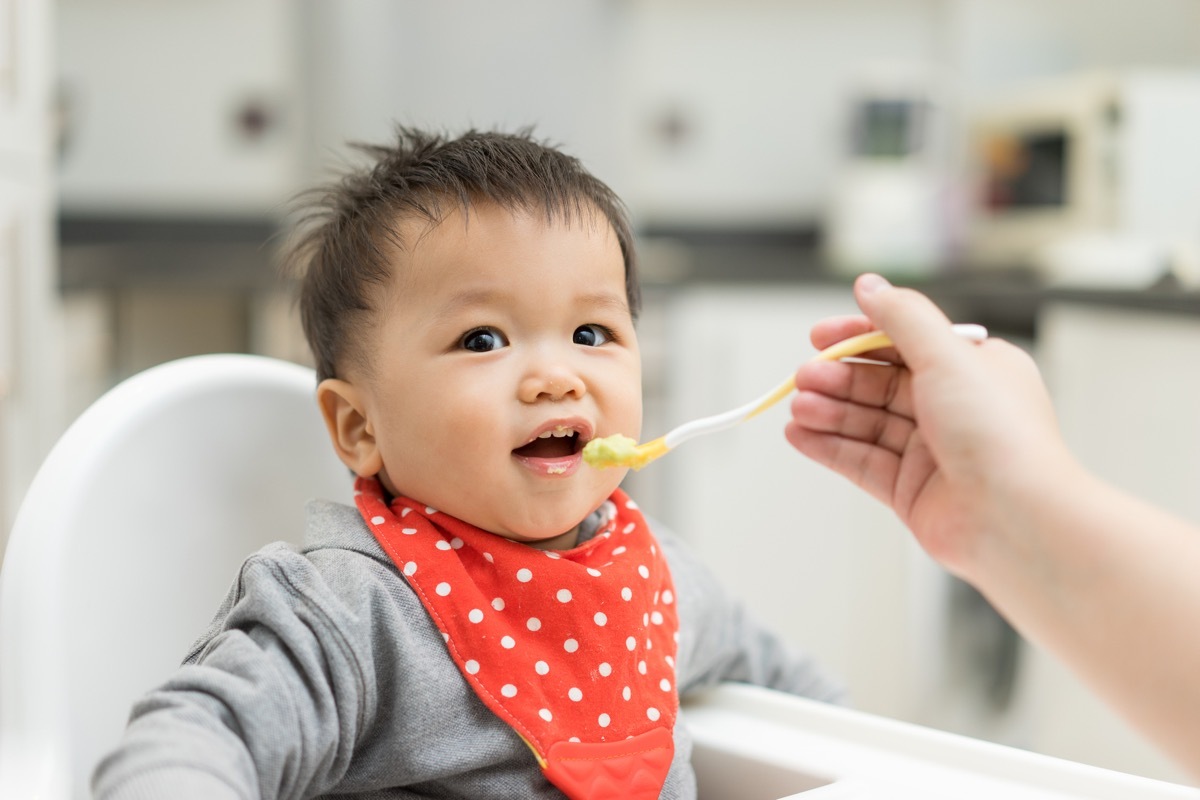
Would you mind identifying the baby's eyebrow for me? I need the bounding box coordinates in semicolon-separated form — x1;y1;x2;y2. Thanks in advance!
428;288;509;324
441;287;505;312
434;288;629;319
577;290;630;316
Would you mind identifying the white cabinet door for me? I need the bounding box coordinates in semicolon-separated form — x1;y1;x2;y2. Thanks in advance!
1018;301;1200;784
55;0;303;215
1040;303;1200;522
647;284;936;722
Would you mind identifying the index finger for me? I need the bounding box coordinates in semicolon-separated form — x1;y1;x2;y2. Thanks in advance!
809;315;902;364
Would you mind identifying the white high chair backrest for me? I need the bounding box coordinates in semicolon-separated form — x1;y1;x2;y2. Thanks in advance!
0;354;351;800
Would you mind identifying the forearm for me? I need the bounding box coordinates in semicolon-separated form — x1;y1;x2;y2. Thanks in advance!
96;769;241;800
969;464;1200;777
92;687;261;800
94;549;372;799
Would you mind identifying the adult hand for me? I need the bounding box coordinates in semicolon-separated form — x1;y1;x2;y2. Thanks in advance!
787;274;1200;777
784;273;1072;580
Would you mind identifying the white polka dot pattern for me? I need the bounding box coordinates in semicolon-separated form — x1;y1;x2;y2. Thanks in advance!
354;476;680;766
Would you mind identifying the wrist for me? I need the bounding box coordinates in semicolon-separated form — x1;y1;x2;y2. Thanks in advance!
957;445;1091;589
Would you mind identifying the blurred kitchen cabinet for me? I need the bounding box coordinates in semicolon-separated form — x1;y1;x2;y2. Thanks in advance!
304;1;621;182
647;284;939;723
54;0;311;418
1013;301;1200;783
0;0;61;540
55;0;305;216
1039;302;1200;523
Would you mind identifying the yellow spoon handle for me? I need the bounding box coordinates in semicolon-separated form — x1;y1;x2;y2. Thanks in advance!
744;329;897;421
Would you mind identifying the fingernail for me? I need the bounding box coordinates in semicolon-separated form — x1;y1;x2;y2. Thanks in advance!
858;273;891;295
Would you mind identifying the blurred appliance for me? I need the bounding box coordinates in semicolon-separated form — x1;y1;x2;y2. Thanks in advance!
824;68;951;278
967;70;1200;286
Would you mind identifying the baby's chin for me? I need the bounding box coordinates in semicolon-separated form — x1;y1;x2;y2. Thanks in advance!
437;485;618;550
504;527;584;552
477;508;599;551
479;510;586;549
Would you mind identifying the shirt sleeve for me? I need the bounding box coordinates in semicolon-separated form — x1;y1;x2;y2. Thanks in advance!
91;544;376;800
656;524;848;706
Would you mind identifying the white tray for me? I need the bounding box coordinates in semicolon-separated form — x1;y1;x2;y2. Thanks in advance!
683;683;1199;799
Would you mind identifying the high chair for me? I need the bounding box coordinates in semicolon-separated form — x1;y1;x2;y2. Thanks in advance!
0;354;1195;799
0;354;351;799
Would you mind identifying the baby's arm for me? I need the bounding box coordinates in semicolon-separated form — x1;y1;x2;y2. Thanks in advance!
92;546;371;800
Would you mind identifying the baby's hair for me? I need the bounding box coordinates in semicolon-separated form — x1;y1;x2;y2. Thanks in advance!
283;126;640;382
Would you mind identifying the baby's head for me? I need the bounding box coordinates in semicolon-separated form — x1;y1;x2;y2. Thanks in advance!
286;128;643;548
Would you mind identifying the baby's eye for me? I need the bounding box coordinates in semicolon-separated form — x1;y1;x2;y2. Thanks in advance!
460;327;508;352
573;324;612;347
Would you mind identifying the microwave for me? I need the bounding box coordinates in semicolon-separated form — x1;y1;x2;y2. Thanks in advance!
966;70;1200;284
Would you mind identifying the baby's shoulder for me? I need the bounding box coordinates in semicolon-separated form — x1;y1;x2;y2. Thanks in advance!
219;499;419;619
187;511;434;659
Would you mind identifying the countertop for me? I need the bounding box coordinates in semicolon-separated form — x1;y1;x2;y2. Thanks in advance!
57;216;1200;338
636;229;1200;339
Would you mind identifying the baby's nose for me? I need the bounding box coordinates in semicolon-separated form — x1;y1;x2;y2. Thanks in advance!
520;365;586;403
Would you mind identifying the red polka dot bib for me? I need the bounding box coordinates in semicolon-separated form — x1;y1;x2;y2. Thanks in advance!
355;477;680;799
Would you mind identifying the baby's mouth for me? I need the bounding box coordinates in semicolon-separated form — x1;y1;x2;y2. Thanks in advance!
512;428;584;460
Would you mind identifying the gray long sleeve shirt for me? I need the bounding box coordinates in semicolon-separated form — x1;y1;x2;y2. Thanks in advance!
92;499;843;799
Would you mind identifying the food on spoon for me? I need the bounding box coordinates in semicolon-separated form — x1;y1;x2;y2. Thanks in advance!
582;434;640;470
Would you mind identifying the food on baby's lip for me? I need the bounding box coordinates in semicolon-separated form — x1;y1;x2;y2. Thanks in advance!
582;434;640;470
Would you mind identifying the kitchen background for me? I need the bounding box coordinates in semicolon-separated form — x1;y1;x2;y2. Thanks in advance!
3;0;1200;787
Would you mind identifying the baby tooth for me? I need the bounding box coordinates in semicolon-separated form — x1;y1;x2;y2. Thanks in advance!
535;427;576;440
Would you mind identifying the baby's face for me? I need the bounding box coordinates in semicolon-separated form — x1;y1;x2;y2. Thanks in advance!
360;202;641;546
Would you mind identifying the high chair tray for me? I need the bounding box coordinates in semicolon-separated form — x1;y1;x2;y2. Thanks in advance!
681;683;1198;799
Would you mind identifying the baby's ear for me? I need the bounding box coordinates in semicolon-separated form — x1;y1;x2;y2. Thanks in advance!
316;379;383;478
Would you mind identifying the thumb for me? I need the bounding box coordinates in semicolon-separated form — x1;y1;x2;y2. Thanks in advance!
853;273;960;371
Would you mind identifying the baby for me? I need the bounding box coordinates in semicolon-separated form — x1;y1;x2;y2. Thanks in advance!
92;128;843;800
